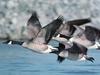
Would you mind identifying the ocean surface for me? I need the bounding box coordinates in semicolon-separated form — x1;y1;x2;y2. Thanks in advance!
0;42;100;75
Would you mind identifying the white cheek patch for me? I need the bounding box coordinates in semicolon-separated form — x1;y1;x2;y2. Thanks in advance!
69;37;74;43
42;45;58;53
56;34;60;37
42;47;52;53
59;51;68;58
8;41;12;44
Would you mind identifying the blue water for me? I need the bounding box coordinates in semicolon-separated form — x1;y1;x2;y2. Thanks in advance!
0;43;100;75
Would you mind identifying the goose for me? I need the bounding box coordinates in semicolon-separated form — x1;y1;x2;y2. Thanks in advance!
22;16;64;53
53;18;91;42
51;42;95;63
70;26;100;48
3;12;64;53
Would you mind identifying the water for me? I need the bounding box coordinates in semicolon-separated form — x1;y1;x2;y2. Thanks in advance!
0;44;100;75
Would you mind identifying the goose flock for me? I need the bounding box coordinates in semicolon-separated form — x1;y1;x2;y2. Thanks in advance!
1;11;100;63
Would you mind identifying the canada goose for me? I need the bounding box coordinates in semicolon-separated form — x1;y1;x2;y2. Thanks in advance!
53;18;91;42
22;16;64;53
70;26;100;48
3;12;64;54
51;42;94;63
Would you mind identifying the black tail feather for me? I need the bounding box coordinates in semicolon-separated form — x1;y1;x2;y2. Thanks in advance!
57;56;65;63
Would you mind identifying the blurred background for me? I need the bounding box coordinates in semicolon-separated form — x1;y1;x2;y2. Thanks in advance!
0;1;100;75
0;0;100;28
0;0;100;39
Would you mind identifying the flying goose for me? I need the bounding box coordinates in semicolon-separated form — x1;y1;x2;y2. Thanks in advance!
22;16;64;53
51;42;94;63
70;26;100;48
53;18;91;42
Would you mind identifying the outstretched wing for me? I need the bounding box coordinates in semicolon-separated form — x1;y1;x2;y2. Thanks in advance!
61;18;91;36
34;16;64;44
53;18;91;38
67;18;91;26
55;23;76;38
3;12;42;45
27;11;42;40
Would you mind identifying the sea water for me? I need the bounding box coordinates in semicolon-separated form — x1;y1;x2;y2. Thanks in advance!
0;42;100;75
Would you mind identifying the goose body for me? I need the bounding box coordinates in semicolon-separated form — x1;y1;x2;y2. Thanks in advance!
51;42;94;63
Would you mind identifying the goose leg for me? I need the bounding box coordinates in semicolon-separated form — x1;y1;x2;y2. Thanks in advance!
86;57;95;63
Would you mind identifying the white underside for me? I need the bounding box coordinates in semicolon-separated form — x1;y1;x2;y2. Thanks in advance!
59;51;87;61
52;36;68;43
35;45;58;53
69;37;93;48
41;45;53;53
78;56;86;61
22;42;57;54
88;44;98;49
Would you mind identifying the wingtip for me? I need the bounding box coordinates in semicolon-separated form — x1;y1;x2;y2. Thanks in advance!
27;10;40;26
86;18;91;22
57;15;64;22
31;11;38;18
66;18;91;26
